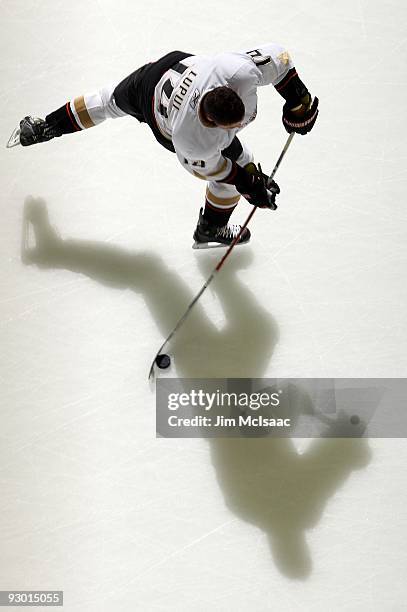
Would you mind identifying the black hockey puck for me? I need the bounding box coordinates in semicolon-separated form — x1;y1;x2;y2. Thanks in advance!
155;354;171;369
350;415;360;425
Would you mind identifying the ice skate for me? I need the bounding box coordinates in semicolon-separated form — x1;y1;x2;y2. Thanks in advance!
6;125;21;148
7;116;60;148
192;207;251;249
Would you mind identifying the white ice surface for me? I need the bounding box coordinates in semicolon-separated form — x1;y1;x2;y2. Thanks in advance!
1;1;407;610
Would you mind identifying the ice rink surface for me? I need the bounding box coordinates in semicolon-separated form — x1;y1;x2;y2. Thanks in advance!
1;0;407;610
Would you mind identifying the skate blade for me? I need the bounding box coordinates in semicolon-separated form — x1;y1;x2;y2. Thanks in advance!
6;127;21;148
192;241;226;250
192;240;250;250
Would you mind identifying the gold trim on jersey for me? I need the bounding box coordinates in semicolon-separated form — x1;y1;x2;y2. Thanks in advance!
73;96;95;129
193;171;208;180
193;159;228;181
206;188;241;207
277;51;291;65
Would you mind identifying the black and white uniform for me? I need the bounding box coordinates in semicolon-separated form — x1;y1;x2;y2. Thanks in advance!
53;44;295;211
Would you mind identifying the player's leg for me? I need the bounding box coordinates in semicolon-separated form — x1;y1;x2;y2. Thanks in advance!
13;83;127;147
193;138;254;248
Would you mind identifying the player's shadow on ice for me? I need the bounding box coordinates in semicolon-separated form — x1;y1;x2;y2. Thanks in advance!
20;196;276;377
21;196;372;580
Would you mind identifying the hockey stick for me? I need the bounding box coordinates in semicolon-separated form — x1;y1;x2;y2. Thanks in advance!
148;131;295;380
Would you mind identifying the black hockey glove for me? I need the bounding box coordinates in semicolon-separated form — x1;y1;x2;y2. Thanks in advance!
282;94;319;135
265;178;280;209
233;163;280;209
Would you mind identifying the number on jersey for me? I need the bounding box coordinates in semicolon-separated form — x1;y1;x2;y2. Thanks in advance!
246;49;271;66
184;158;206;168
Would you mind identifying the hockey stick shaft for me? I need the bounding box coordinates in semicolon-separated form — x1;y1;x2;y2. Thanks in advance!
148;204;257;378
148;132;295;379
269;131;295;181
215;132;294;273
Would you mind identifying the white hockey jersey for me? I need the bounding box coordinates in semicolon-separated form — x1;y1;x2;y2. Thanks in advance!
153;43;294;182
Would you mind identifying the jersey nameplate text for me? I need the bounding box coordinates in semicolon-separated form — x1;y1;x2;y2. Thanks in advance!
172;69;198;111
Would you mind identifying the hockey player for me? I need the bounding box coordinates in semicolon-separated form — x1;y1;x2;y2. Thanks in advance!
10;43;318;248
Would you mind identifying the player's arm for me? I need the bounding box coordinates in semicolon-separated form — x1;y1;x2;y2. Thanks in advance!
176;148;234;182
221;160;279;208
176;144;278;209
244;42;319;135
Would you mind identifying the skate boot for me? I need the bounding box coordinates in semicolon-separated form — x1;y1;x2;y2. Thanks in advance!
7;116;61;148
192;208;251;249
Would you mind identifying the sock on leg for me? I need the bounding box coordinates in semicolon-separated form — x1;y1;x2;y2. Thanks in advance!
202;200;236;227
